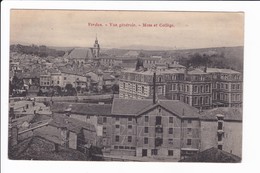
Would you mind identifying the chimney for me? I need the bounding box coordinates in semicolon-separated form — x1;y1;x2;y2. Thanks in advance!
153;72;156;104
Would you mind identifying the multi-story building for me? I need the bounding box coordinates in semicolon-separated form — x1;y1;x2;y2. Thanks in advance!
52;98;201;160
207;68;243;108
119;66;243;110
200;107;242;157
40;73;52;89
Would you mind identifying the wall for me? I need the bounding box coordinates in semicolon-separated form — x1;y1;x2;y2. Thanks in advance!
200;120;242;157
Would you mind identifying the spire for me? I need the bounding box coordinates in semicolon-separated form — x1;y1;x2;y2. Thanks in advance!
95;33;98;43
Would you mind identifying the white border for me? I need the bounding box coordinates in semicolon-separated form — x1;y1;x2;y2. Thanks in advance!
2;1;260;173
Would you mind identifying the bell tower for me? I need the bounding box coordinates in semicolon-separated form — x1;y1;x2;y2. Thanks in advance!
93;35;100;58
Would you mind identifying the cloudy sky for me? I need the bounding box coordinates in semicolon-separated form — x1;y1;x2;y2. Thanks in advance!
10;10;244;49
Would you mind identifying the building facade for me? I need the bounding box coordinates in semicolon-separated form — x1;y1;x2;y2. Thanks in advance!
119;67;243;110
200;107;242;157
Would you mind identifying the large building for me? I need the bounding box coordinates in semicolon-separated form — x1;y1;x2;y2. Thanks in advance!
51;98;242;160
119;66;243;110
52;98;202;160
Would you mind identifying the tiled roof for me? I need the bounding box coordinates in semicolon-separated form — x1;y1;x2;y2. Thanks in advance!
111;98;153;116
206;68;240;74
69;48;89;59
159;100;200;118
51;102;112;116
179;147;241;163
200;107;242;121
59;67;86;76
103;73;115;81
49;113;96;133
9;136;90;160
111;98;200;118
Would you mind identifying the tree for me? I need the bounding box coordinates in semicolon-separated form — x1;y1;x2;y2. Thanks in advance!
12;75;24;90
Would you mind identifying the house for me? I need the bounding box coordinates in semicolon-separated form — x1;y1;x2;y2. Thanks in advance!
199;107;242;157
9;136;91;160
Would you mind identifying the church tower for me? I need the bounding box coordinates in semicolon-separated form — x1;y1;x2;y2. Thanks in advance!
93;35;100;58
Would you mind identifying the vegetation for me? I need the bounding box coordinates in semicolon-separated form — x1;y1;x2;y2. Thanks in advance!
10;44;65;58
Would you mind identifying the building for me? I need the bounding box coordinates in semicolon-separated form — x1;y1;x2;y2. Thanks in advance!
51;98;201;160
91;36;100;58
200;107;242;157
119;65;243;110
207;68;243;108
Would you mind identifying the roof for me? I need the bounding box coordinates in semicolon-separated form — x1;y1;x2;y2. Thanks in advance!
103;73;115;81
49;113;96;133
51;102;112;116
179;147;241;163
206;68;240;74
200;107;242;121
111;98;200;118
59;67;86;76
188;68;207;75
111;98;153;116
68;48;89;59
9;136;90;160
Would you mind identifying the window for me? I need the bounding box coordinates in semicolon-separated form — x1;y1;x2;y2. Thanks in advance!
145;116;149;122
115;136;119;142
156;116;162;125
187;128;192;134
187;139;192;145
103;127;107;135
173;84;176;90
103;117;107;123
205;85;209;92
188;119;192;124
151;149;158;156
128;117;132;122
114;146;118;149
128;125;132;129
168;150;174;156
218;134;223;141
115;125;120;129
123;82;125;89
169;117;173;123
194;86;198;93
128;136;132;142
236;84;240;90
168;128;173;134
116;117;120;121
141;86;145;93
168;139;173;145
119;146;124;149
87;115;90;119
144;137;148;144
218;122;223;130
144;127;149;133
218;145;223;150
225;84;228;90
64;77;66;80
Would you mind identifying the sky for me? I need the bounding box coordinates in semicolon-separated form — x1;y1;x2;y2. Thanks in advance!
10;10;244;50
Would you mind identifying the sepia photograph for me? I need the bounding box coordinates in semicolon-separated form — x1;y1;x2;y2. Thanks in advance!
7;9;244;163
